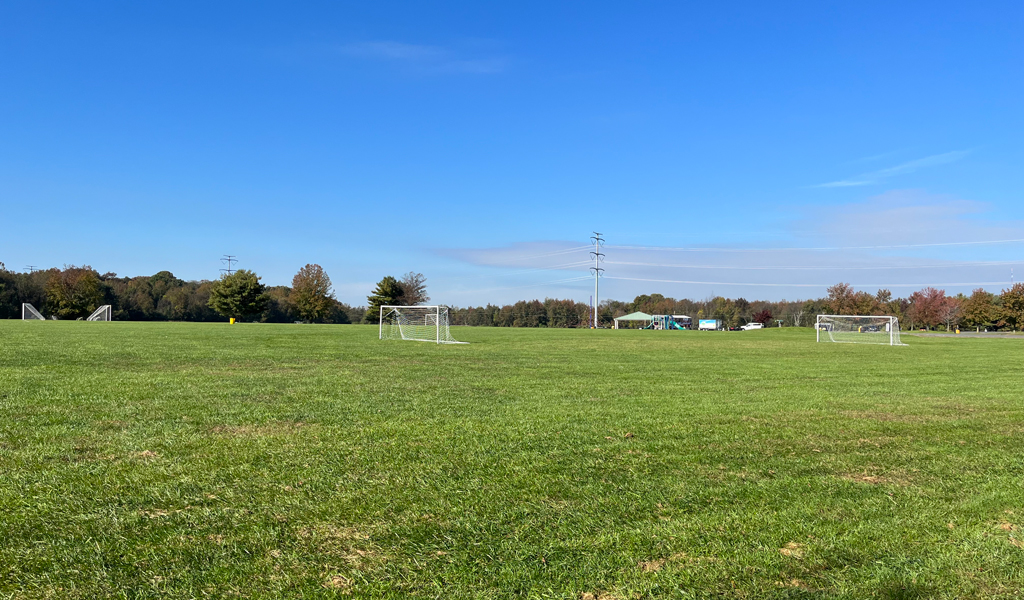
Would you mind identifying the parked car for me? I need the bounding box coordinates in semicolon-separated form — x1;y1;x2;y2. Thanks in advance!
740;323;764;330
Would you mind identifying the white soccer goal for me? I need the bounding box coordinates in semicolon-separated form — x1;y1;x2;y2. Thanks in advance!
380;305;467;344
816;315;906;346
22;303;45;321
86;305;112;321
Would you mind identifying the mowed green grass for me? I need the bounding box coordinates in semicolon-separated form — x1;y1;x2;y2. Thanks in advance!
1;323;1022;599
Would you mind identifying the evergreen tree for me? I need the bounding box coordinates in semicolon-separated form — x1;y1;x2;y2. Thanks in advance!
365;275;403;322
208;269;269;321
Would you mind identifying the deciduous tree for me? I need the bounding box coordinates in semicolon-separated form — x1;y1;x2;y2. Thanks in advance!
398;272;430;306
826;283;855;314
961;288;996;330
291;264;335;323
44;265;102;319
907;287;946;329
1001;283;1024;331
753;309;773;325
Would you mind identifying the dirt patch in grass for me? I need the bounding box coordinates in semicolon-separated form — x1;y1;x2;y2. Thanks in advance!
297;523;378;566
323;574;352;591
779;542;805;559
639;558;665;572
840;468;914;487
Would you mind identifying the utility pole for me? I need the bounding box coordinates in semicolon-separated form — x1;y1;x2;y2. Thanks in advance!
590;232;605;328
24;265;38;274
220;255;237;276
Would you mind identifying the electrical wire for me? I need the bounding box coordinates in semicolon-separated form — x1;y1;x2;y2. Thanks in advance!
477;246;593;262
606;238;1024;253
605;276;1015;288
450;276;593;295
605;259;1024;270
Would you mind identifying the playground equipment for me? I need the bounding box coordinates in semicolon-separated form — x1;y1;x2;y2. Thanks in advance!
644;315;692;330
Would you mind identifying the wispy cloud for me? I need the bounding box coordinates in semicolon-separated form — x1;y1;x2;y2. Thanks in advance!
815;150;971;188
339;41;505;74
434;192;1023;303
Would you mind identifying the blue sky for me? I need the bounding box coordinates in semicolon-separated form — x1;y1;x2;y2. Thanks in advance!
1;2;1022;305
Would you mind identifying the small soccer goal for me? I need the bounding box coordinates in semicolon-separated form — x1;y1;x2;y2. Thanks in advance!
380;305;467;344
22;303;45;320
816;315;906;346
86;305;112;321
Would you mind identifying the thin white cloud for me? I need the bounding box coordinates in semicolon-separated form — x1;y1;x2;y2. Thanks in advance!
339;40;505;74
434;191;1024;303
815;150;971;188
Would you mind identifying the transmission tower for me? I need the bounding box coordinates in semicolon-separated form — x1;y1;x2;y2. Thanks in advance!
24;265;38;274
220;255;237;275
590;232;605;328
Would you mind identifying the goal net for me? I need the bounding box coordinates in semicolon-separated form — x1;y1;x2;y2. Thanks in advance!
87;305;112;321
816;315;906;346
380;305;466;344
22;303;45;320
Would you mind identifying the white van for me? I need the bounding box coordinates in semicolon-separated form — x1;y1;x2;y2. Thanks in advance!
740;322;764;330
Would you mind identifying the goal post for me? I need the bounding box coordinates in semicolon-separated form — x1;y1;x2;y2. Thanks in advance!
379;305;467;344
816;315;906;346
86;305;112;321
22;303;45;320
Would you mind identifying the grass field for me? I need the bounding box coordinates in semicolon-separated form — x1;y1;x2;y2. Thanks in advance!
1;322;1023;599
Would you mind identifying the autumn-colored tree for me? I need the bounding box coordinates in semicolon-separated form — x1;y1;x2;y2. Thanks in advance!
752;309;773;325
208;269;269;321
907;287;946;329
939;295;963;331
1001;283;1024;331
44;265;103;319
397;272;430;306
291;264;335;323
961;288;996;330
826;283;855;314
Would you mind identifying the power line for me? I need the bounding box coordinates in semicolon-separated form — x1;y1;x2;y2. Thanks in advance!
220;255;237;275
605;259;1024;270
590;232;605;328
479;246;593;263
606;238;1024;253
450;276;592;295
24;265;39;274
605;275;1017;288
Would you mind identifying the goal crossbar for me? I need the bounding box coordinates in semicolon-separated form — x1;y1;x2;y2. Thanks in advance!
816;314;906;346
379;305;467;344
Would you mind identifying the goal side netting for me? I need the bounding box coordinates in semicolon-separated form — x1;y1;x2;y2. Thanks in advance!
22;303;45;320
87;305;112;321
379;306;466;344
816;315;906;346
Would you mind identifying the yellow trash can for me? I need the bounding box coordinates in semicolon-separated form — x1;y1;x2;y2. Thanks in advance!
230;318;235;325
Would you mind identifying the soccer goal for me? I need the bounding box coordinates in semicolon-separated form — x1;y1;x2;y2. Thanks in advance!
87;305;112;321
22;303;45;320
380;305;467;344
816;315;906;346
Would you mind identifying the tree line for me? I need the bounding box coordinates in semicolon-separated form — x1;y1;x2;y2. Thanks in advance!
0;262;362;323
3;262;1022;330
444;282;1024;331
